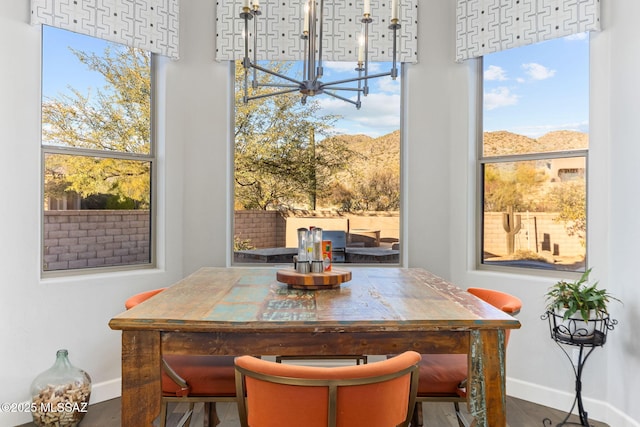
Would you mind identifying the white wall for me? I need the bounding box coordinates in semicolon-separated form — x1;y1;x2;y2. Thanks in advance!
0;1;188;425
1;0;638;426
443;0;639;425
605;0;640;423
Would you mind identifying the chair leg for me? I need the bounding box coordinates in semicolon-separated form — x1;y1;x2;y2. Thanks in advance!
453;402;469;427
411;401;424;427
182;402;195;427
159;401;168;427
203;402;221;427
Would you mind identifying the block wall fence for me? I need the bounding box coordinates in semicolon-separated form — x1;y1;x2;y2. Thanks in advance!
234;210;583;258
234;210;582;256
43;210;150;271
234;210;286;248
233;210;402;249
483;212;583;258
42;210;583;270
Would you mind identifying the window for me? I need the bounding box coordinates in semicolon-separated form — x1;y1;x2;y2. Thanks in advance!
41;26;154;273
233;61;401;265
480;35;589;272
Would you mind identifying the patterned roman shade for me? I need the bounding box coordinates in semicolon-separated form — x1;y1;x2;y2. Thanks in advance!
215;0;418;64
31;0;180;59
456;0;600;62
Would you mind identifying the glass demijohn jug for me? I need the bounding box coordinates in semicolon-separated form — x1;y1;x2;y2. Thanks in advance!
30;349;92;427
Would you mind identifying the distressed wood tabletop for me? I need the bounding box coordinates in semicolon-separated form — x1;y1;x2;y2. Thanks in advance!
109;267;520;427
110;266;519;332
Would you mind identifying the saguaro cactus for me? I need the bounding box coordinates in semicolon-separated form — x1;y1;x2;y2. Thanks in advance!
502;205;522;255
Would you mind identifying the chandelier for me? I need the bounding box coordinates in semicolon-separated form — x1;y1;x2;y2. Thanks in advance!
239;0;401;109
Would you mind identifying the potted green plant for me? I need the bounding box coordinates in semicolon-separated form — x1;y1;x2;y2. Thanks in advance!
545;268;620;337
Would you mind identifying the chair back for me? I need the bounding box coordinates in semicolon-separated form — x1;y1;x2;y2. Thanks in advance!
467;287;522;344
124;288;167;309
235;351;421;427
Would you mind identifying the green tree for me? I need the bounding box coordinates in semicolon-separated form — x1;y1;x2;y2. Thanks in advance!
321;132;399;212
484;162;546;212
548;181;587;245
345;170;399;211
43;45;151;208
234;61;354;210
484;164;523;212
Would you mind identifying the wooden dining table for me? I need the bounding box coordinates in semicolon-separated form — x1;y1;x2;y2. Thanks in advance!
109;267;521;427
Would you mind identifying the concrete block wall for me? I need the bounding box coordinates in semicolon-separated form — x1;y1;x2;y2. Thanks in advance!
234;210;286;249
43;210;150;271
483;212;584;258
347;214;400;243
234;210;400;249
283;211;400;248
42;210;578;268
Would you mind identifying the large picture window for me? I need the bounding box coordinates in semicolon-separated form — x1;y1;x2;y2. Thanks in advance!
41;26;154;273
480;34;589;272
233;61;402;265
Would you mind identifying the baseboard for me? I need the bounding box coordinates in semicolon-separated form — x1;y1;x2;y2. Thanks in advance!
5;376;636;427
507;376;640;427
0;378;121;427
87;377;121;405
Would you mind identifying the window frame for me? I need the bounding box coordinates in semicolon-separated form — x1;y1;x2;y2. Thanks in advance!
230;60;405;267
40;27;157;277
475;46;589;275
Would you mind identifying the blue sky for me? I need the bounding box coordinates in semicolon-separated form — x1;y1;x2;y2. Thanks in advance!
313;61;401;138
483;33;589;138
43;26;588;141
42;26;400;139
42;26;111;98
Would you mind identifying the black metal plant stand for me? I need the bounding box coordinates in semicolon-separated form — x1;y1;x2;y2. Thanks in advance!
540;311;617;426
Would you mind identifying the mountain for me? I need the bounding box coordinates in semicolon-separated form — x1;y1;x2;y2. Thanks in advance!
349;130;399;170
322;128;587;189
325;130;400;182
484;130;588;156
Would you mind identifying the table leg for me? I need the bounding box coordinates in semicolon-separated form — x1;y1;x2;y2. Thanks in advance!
468;329;507;427
121;330;161;426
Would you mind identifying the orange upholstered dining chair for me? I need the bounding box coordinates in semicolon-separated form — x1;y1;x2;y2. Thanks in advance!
125;288;237;427
411;287;522;427
234;351;421;427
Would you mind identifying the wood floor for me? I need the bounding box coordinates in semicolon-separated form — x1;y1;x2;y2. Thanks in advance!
18;396;610;427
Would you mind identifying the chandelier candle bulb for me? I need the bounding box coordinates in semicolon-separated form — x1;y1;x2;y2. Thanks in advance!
303;3;310;34
391;0;399;21
239;0;400;108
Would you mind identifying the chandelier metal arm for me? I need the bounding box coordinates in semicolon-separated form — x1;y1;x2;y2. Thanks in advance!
323;90;361;108
322;87;364;92
250;62;304;87
315;0;325;79
256;83;301;89
239;0;401;109
319;71;394;89
245;88;302;103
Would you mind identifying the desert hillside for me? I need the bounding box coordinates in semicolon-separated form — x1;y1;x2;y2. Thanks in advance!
324;128;587;187
484;130;588;156
326;130;400;181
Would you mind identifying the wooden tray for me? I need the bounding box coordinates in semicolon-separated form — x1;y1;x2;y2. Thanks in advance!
276;268;352;290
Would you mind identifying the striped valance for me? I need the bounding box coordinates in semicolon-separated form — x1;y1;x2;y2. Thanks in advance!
31;0;180;59
456;0;600;61
215;0;418;64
